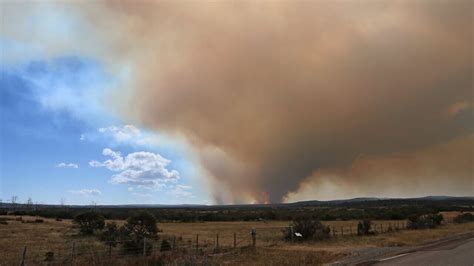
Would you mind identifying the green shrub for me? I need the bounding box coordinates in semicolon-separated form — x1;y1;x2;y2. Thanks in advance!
407;214;443;229
160;239;172;252
73;212;105;235
99;222;120;247
44;251;54;262
121;211;159;255
453;213;474;223
283;217;330;241
357;219;374;235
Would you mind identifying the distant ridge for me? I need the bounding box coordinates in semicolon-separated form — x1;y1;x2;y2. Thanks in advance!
2;195;472;209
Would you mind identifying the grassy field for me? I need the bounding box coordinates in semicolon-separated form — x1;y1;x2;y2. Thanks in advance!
1;213;473;265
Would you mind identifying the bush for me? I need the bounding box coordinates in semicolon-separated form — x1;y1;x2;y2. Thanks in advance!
44;251;54;262
99;222;120;247
74;212;105;235
283;217;330;241
407;214;443;229
357;219;374;235
160;239;172;252
121;211;159;255
453;213;474;224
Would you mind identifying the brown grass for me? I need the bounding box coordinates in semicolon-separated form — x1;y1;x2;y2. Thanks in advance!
1;213;473;265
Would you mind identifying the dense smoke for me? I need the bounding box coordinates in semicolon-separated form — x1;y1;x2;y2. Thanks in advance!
6;1;471;202
106;1;473;203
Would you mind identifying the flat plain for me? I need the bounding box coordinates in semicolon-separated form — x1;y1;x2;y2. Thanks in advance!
1;212;473;265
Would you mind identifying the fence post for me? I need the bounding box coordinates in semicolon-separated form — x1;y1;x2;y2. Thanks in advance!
196;234;199;254
341;226;344;236
332;226;336;237
234;232;237;249
20;246;27;266
251;228;256;247
290;226;294;242
72;242;76;264
143;237;147;256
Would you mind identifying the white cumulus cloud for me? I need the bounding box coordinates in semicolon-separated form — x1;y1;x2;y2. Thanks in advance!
56;162;79;168
69;189;101;196
89;148;180;189
98;125;141;142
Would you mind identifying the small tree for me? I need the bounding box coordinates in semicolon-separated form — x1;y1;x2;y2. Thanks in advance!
357;219;373;235
121;211;159;255
160;239;172;252
99;222;120;247
74;212;105;235
407;214;444;229
283;216;330;241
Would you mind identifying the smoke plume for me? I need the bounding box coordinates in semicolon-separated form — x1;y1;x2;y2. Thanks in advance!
9;1;471;202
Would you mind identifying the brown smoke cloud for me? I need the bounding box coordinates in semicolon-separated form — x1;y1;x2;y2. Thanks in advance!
285;134;474;202
70;0;472;203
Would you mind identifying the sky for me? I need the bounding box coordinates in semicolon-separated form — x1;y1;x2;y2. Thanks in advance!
0;0;472;205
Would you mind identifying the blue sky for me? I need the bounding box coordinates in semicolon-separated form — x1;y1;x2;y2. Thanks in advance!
0;56;208;205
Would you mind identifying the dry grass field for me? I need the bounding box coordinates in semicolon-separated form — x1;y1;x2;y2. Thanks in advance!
1;213;473;265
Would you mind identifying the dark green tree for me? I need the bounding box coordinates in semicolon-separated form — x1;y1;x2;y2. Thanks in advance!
283;216;330;241
357;219;373;235
121;211;159;255
73;212;105;235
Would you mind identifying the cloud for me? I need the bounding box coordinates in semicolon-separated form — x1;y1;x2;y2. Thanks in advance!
69;189;101;196
56;162;79;169
98;125;140;142
91;124;173;148
168;185;193;198
90;148;180;188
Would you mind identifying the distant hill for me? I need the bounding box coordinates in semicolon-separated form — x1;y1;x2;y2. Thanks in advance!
2;195;472;209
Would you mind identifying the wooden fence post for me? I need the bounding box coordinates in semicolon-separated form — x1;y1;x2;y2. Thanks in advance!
20;246;27;266
332;226;336;237
234;232;237;249
251;228;256;247
290;226;294;242
196;234;199;254
72;242;76;264
380;224;383;233
374;224;377;233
